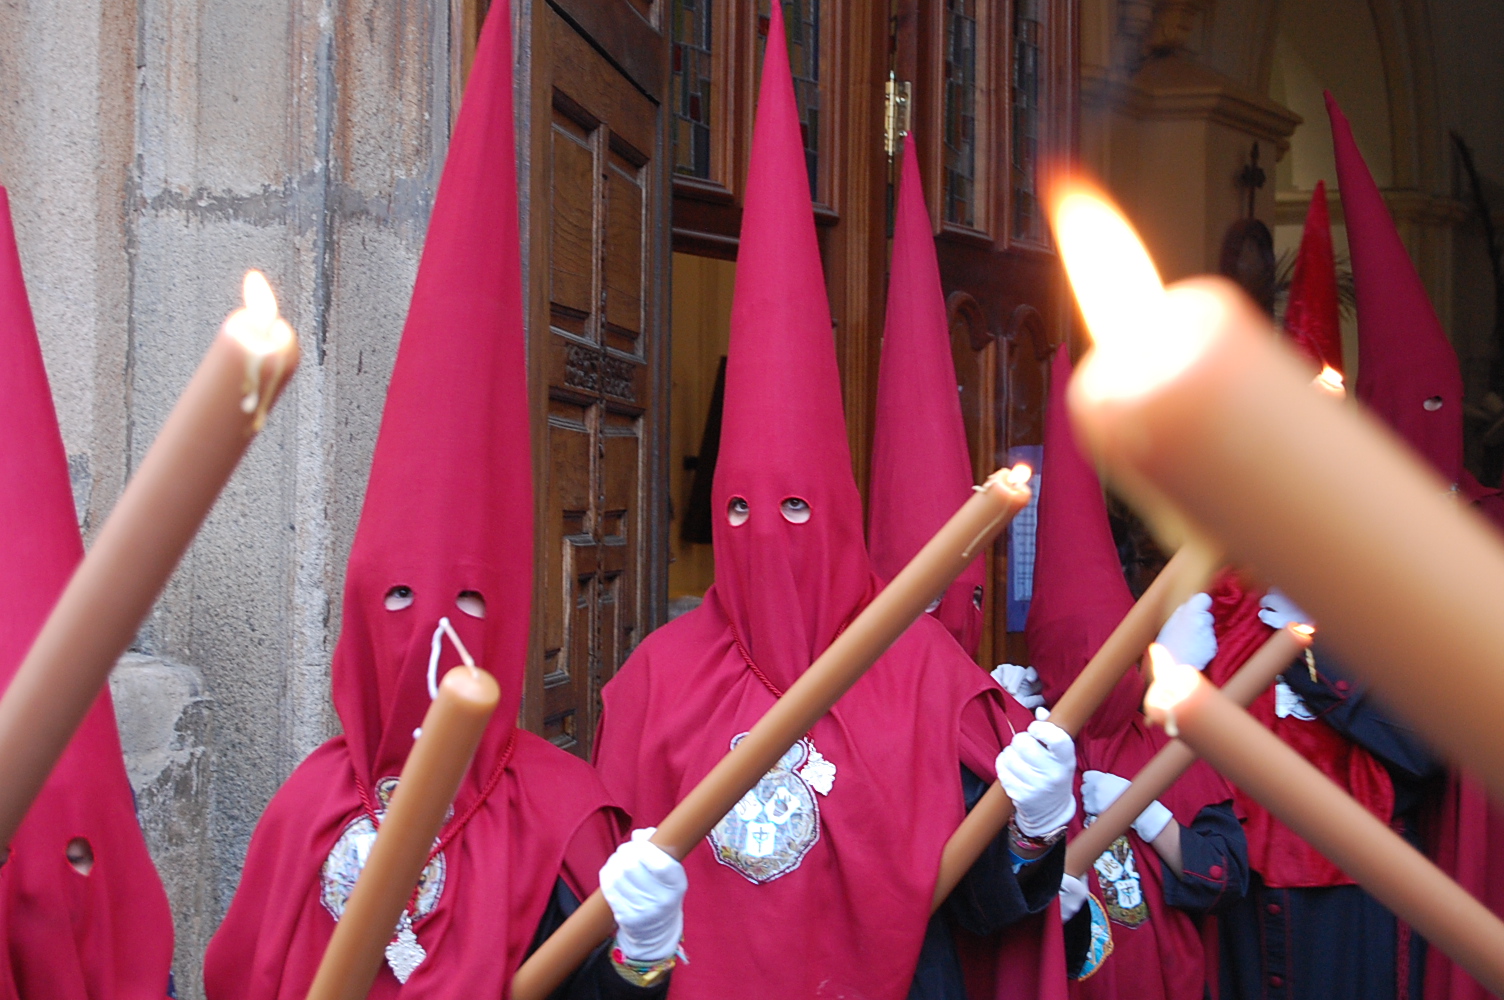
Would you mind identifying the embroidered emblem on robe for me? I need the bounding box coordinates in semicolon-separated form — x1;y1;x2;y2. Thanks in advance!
320;776;447;979
708;735;824;883
1073;892;1115;981
1093;835;1149;927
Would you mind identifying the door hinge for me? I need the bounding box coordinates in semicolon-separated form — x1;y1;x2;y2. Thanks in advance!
885;72;911;157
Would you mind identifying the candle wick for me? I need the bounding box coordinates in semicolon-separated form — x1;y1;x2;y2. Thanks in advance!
426;616;478;700
439;617;477;668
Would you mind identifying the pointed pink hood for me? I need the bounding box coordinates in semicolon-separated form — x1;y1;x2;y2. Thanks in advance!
0;187;175;998
1328;92;1463;482
710;0;873;689
869;141;985;656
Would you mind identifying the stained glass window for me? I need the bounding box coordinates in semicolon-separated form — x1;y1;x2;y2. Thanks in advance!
758;0;821;199
672;0;713;178
942;0;978;228
1011;0;1045;242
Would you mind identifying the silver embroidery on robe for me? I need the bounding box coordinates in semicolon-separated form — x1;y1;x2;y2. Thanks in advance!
1093;834;1148;928
321;777;448;982
708;735;827;883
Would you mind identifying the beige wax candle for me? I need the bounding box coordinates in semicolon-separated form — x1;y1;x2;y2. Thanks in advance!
306;665;500;1000
928;544;1217;911
1065;624;1311;877
1052;184;1504;809
510;466;1034;1000
0;271;298;849
1143;649;1504;995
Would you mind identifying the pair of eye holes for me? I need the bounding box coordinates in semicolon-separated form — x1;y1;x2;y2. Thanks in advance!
383;586;487;618
727;496;811;526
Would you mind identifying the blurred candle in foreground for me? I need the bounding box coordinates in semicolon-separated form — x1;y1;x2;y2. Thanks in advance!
1051;182;1504;811
1142;645;1504;994
0;271;299;849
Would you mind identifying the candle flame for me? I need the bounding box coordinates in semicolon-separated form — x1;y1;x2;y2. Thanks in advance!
1006;462;1033;488
226;270;295;357
1291;622;1316;637
1144;643;1204;737
1313;365;1346;399
1050;184;1219;402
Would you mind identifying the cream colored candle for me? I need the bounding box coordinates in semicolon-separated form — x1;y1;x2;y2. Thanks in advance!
307;665;500;1000
1054;185;1504;808
1065;624;1311;877
511;466;1034;1000
1144;647;1504;995
0;271;298;849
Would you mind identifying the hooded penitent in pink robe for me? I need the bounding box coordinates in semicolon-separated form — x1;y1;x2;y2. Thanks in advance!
0;187;175;1000
203;6;622;996
592;8;1027;997
1030;348;1233;1000
1205;163;1394;891
1314;90;1504;1000
868;137;1067;1000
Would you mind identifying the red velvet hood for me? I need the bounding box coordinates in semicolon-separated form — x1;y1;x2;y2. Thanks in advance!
0;186;175;999
868;140;985;656
203;9;619;996
1283;181;1343;374
1328;92;1463;483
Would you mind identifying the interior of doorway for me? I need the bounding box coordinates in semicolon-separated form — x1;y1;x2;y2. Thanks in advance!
667;252;736;616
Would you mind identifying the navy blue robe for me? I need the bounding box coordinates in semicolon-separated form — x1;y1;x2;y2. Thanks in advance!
907;766;1066;999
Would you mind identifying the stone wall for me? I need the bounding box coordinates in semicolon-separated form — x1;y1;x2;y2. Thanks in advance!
0;1;455;994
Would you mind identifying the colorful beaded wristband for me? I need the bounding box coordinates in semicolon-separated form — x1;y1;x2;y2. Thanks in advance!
1008;817;1067;854
610;946;676;988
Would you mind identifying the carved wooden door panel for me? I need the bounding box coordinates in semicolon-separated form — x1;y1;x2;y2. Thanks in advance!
522;0;669;759
894;0;1076;666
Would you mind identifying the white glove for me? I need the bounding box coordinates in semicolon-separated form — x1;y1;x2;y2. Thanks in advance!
1059;872;1089;922
1258;588;1313;631
1156;592;1217;670
996;720;1077;838
992;662;1045;711
1081;770;1174;843
600;828;687;962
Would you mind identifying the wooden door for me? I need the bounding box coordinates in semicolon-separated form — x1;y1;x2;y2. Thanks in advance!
894;0;1077;667
516;0;671;759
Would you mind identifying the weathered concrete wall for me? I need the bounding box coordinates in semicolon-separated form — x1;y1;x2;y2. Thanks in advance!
0;0;451;994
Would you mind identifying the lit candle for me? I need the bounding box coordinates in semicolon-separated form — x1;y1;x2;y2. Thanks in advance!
0;271;298;848
1054;185;1504;807
1313;364;1345;400
510;466;1034;1000
1143;647;1504;994
307;664;500;1000
929;543;1218;910
1064;624;1311;877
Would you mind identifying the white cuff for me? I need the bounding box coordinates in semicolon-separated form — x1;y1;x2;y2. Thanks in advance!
1133;800;1174;844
